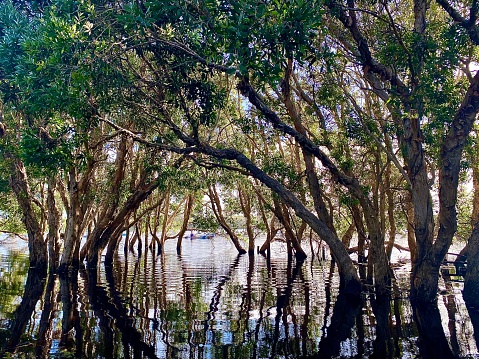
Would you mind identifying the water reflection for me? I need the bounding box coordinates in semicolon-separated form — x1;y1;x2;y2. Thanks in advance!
0;237;478;358
5;267;46;354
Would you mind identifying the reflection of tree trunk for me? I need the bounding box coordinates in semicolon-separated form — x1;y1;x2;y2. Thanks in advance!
370;295;393;358
411;301;456;359
299;264;311;357
84;266;161;358
309;293;362;358
208;186;247;254
465;300;479;352
272;258;304;357
5;268;46;353
59;270;82;354
9;158;47;269
36;273;56;357
442;282;460;356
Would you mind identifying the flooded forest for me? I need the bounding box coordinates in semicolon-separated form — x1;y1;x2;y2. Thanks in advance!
1;0;479;357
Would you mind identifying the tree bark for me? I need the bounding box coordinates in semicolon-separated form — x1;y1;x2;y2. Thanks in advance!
176;194;195;254
239;187;256;254
85;181;160;267
202;147;361;293
208;185;247;255
47;176;61;270
9;158;47;269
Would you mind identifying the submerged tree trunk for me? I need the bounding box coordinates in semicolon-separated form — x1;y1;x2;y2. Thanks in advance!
176;194;195;254
84;180;160;267
239;187;255;254
208;186;247;255
47;176;61;270
9;158;48;269
463;160;479;305
410;74;479;302
59;168;82;271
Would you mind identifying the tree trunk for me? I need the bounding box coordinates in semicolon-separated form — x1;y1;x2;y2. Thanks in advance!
84;181;159;267
384;163;397;259
239;187;255;254
9;158;47;269
59;168;82;271
351;203;367;281
464;162;479;306
410;73;479;301
47;176;61;270
176;194;195;254
208;186;247;254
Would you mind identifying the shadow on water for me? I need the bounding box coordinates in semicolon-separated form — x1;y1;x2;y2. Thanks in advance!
2;238;479;358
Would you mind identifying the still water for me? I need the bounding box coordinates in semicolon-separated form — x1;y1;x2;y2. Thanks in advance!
0;236;478;358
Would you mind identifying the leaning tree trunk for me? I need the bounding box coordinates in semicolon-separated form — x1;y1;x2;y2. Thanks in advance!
85;181;160;267
209;147;361;293
208;186;247;254
10;158;48;270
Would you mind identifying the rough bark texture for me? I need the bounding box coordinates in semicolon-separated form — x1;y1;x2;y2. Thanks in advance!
9;158;47;269
411;73;479;302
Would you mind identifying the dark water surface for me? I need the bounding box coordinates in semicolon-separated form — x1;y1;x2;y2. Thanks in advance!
0;236;478;358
